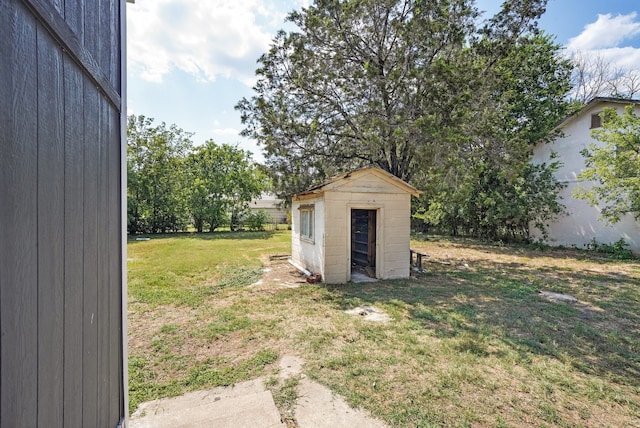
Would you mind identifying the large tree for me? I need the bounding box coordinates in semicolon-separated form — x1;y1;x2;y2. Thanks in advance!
237;0;482;190
574;105;640;223
237;0;566;194
237;0;572;240
416;32;572;241
127;115;193;234
185;141;266;232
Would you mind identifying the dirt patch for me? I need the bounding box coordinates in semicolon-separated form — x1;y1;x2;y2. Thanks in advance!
128;303;200;354
257;259;308;288
345;305;392;322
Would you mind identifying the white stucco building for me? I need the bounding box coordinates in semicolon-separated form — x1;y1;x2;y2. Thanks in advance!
291;167;421;283
530;97;640;253
249;192;288;224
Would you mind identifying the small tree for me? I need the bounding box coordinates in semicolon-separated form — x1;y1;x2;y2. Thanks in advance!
574;105;640;223
185;141;266;232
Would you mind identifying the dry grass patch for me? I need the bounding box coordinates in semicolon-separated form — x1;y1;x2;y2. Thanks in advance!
128;232;640;426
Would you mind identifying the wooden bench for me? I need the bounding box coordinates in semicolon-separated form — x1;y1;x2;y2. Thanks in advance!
410;249;428;270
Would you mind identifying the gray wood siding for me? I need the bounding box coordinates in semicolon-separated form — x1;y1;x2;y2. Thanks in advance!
1;1;125;427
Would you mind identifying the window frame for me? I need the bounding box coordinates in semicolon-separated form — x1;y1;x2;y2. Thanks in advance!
299;204;314;242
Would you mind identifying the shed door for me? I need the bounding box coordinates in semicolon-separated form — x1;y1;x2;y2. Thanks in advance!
351;209;376;267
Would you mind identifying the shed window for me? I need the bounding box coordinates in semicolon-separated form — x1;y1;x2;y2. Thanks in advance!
300;206;314;241
590;112;602;129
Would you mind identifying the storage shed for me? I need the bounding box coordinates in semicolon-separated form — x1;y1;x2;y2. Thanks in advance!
291;167;420;284
2;0;128;426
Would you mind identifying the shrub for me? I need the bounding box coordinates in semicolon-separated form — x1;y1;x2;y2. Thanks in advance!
585;238;634;260
244;210;271;231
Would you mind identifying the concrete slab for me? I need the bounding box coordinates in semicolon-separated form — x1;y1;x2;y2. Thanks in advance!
129;355;389;428
540;291;578;303
295;378;389;428
129;379;285;428
279;355;304;380
350;271;378;283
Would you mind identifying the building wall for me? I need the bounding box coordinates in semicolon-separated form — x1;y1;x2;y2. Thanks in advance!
1;1;126;426
254;207;288;224
291;196;325;276
292;170;414;284
379;193;412;279
249;192;288;223
322;191;412;283
323;191;352;283
531;102;640;252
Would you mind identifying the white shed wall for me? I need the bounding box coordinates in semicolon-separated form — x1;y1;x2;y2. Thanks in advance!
323;190;411;283
291;196;325;276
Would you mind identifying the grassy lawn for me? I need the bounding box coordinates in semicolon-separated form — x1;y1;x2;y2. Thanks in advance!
127;231;640;427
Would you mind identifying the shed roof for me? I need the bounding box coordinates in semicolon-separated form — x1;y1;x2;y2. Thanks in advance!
294;166;421;198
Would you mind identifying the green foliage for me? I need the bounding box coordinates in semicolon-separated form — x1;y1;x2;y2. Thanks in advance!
412;32;571;242
243;210;271;231
127;115;267;234
185;141;265;232
574;105;640;223
127;115;193;234
415;158;566;242
584;238;634;260
237;0;571;238
237;0;484;191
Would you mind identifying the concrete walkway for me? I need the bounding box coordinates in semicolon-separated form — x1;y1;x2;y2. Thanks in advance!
129;356;388;428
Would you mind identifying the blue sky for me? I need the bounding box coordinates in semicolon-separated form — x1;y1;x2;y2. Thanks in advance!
126;0;640;162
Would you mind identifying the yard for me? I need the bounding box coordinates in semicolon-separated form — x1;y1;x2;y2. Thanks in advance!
127;230;640;427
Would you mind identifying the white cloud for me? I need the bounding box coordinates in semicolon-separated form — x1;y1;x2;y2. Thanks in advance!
212;127;241;137
597;46;640;70
127;0;282;85
564;12;640;80
568;12;640;52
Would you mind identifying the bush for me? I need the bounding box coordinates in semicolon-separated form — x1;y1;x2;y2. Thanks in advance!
585;238;634;260
243;210;270;231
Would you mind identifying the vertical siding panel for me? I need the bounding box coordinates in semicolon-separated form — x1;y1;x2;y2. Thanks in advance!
2;1;125;425
98;0;111;80
82;1;100;425
108;106;123;422
82;80;99;427
0;2;38;427
36;27;65;428
0;3;39;427
109;0;121;90
63;56;84;428
97;96;110;427
84;0;98;61
64;0;84;42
